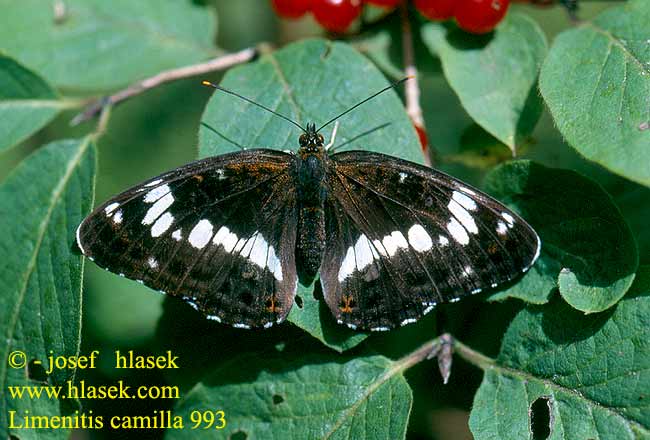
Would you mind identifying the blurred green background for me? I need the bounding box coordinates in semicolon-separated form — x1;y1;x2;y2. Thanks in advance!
2;1;646;439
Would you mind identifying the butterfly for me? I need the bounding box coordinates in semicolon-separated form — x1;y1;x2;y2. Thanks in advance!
76;79;540;332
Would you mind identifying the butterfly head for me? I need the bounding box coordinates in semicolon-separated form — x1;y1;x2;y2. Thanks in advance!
298;122;325;153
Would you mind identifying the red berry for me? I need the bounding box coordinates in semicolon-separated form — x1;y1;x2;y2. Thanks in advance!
271;0;312;19
454;0;510;34
413;0;456;21
312;0;362;33
364;0;402;7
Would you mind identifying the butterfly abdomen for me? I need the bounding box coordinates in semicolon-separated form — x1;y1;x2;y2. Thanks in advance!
295;152;327;285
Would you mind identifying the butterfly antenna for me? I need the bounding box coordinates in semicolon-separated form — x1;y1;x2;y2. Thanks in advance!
199;121;246;151
201;81;307;133
330;122;392;153
316;77;411;133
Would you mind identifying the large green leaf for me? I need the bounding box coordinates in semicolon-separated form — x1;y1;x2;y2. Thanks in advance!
421;13;547;153
484;160;638;313
199;39;422;350
470;266;650;439
0;0;218;91
0;54;75;152
0;137;96;440
171;350;412;439
539;0;650;187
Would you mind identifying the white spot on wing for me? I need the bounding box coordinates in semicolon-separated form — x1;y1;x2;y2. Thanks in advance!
438;235;449;246
447;218;469;245
104;202;119;216
346;323;358;330
266;245;283;281
188;219;214;249
382;231;408;256
400;318;417;326
151;212;174;237
264;322;273;329
240;233;257;257
355;235;377;269
248;234;268;269
142;193;174;225
145;178;163;187
112;210;123;224
143;184;170;203
423;304;435;314
408;224;433;252
399;172;407;183
370;326;390;332
338;246;356;282
459;186;476;196
496;221;508;235
207;315;221;323
171;229;182;241
213;226;238;252
502;212;515;226
372;239;388;257
216;169;226;180
147;257;158;269
448;198;478;234
452;191;477;211
233;323;251;329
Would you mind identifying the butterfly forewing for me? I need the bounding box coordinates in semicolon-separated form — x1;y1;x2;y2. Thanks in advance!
77;150;299;329
320;151;540;331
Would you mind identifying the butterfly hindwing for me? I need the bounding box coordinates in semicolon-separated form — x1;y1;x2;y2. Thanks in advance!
77;150;299;329
320;151;540;331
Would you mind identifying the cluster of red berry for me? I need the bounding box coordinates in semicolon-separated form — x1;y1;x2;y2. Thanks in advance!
271;0;511;34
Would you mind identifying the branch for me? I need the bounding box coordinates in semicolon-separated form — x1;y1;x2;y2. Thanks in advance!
392;333;495;385
400;2;432;166
70;46;259;126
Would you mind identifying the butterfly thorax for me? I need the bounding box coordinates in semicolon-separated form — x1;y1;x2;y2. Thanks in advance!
295;122;327;284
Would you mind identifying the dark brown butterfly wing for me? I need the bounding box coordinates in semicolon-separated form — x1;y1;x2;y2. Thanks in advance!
77;150;299;329
320;151;540;331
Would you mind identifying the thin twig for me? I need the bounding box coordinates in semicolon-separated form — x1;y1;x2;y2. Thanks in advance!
71;46;259;126
400;2;432;166
392;333;495;385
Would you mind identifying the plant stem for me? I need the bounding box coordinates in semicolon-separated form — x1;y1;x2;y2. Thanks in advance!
71;46;260;126
392;333;496;383
400;2;432;166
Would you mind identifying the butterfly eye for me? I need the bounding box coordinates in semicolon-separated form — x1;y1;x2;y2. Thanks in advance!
299;134;308;146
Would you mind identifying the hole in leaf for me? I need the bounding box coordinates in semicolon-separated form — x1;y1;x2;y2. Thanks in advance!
295;295;303;309
28;359;48;382
10;435;19;440
229;431;248;440
272;394;284;405
530;396;553;440
313;282;323;301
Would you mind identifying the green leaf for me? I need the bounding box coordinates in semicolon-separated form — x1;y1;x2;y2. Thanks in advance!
199;39;421;349
469;266;650;439
287;284;368;353
539;0;650;187
171;350;412;439
0;54;72;153
0;137;96;439
0;0;218;91
199;39;422;163
421;13;547;153
484;160;638;312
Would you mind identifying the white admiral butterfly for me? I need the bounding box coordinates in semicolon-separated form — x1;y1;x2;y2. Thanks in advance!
76;79;540;331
